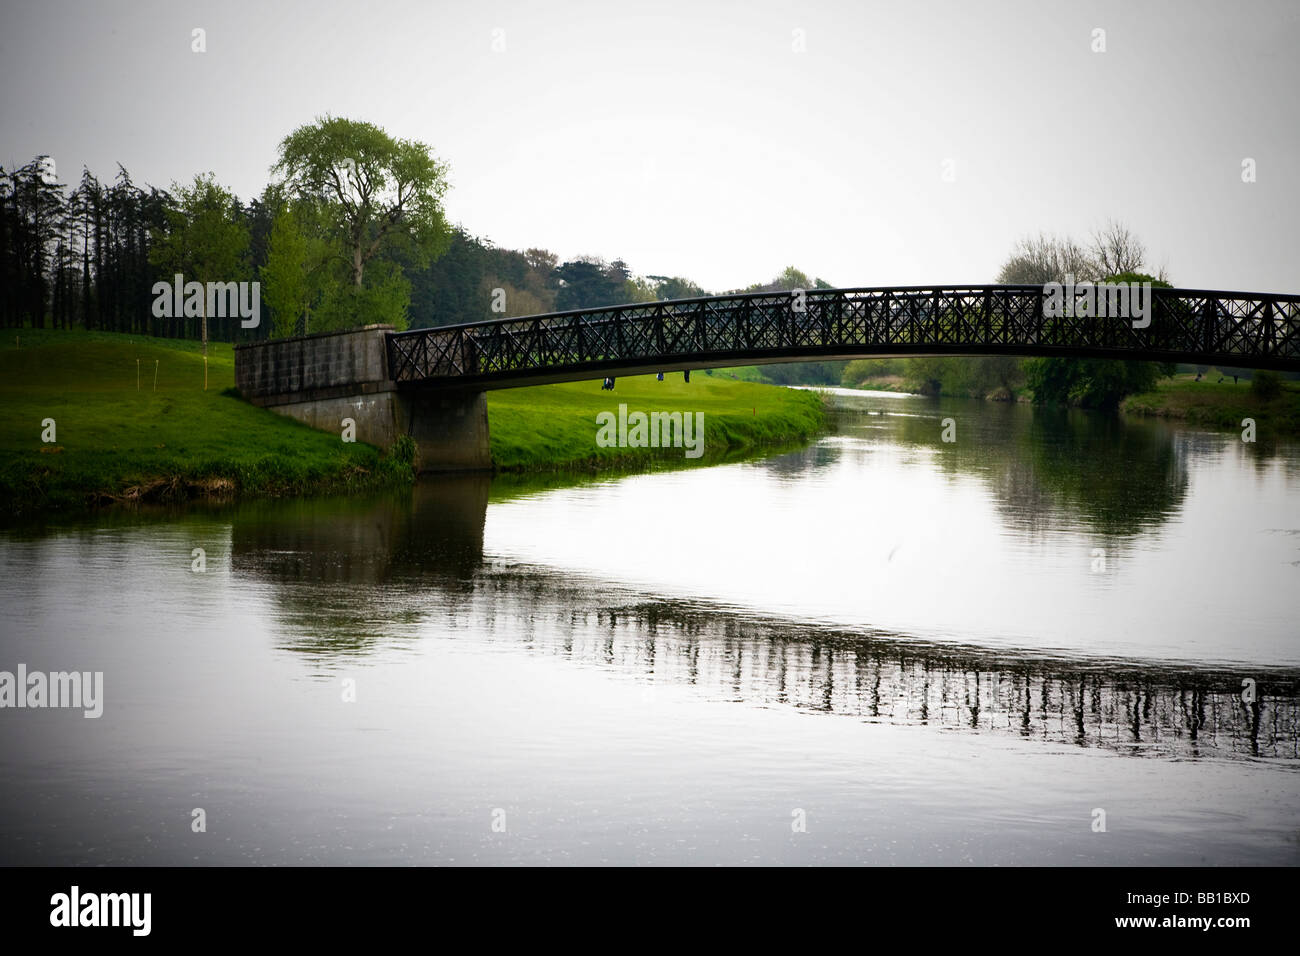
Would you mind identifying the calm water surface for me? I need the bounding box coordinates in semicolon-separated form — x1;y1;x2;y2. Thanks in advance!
2;389;1298;865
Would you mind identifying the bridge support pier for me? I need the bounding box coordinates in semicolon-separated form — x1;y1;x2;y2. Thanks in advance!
402;389;492;473
234;325;493;474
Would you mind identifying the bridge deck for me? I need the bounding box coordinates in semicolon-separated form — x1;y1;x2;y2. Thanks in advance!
387;285;1300;390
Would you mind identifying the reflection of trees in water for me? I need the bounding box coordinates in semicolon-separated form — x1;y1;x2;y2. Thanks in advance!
1017;409;1187;537
833;399;1190;538
1198;428;1300;481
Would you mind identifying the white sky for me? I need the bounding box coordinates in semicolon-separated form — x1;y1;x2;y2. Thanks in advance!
2;0;1297;293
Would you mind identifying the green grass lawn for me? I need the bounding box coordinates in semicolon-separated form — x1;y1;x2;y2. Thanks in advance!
1123;371;1300;435
699;365;770;383
487;372;825;470
0;329;826;518
0;328;405;519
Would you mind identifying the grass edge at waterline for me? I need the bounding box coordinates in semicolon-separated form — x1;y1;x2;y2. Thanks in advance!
0;329;826;520
1122;373;1300;436
487;373;826;472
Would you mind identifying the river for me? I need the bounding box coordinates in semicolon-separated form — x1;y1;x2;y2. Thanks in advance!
1;388;1297;865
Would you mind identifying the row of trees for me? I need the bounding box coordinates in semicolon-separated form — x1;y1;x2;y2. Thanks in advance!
1;159;174;335
0;156;283;345
1;117;719;343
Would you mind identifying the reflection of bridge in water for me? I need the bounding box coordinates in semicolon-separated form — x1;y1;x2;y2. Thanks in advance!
229;480;1300;764
470;571;1300;762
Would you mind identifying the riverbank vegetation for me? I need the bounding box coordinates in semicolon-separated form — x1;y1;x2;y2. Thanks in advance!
488;373;825;471
839;356;1025;399
0;329;826;520
1123;370;1300;435
0;329;416;520
837;356;1299;434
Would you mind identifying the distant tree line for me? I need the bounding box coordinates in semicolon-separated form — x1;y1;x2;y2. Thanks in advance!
1;158;175;335
0;117;720;341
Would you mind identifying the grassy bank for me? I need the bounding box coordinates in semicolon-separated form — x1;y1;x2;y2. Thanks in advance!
1122;372;1300;435
839;375;912;393
0;329;414;520
0;329;826;519
487;373;825;471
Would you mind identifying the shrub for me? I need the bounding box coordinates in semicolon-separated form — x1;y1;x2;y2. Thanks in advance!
389;434;418;467
1251;370;1282;401
841;358;903;387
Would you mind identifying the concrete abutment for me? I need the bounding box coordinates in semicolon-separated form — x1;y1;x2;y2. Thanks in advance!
234;325;492;473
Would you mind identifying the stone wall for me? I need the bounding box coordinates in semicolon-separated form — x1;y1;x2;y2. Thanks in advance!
234;324;492;472
234;324;395;404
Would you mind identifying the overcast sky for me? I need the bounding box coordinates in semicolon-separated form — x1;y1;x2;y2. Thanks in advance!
2;0;1297;293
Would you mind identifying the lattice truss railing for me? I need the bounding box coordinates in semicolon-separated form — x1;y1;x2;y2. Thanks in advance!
387;286;1300;384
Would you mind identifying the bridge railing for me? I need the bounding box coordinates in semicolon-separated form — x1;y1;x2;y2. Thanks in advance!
387;285;1300;385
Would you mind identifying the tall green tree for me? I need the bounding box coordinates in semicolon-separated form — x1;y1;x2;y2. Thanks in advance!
149;173;250;381
262;202;316;338
1;157;66;328
272;116;451;331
